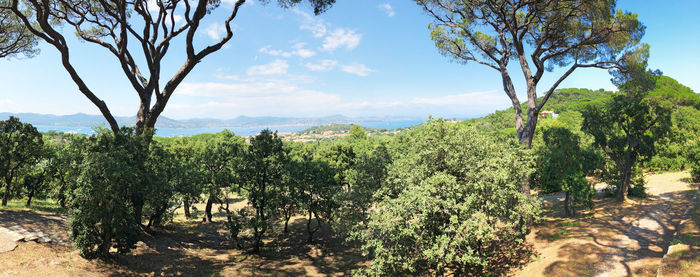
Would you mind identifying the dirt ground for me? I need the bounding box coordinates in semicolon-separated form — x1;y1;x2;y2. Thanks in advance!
0;198;364;276
515;171;698;277
657;184;700;277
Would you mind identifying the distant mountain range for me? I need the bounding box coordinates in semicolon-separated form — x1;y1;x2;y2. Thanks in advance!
0;113;422;129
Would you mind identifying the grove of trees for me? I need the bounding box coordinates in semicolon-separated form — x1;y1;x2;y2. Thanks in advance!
0;71;698;272
1;0;699;275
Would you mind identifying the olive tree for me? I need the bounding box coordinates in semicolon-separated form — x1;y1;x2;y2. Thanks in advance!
2;0;335;134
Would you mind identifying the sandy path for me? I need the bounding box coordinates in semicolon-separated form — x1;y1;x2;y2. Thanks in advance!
517;171;696;277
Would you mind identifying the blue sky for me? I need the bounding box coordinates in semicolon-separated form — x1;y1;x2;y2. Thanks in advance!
0;0;698;120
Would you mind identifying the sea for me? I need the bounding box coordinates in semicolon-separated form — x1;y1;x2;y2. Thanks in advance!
34;119;428;137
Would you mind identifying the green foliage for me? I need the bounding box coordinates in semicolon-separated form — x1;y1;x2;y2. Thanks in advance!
645;92;700;171
163;137;207;219
20;143;55;207
287;143;339;243
45;134;88;208
0;116;43;206
193;130;246;222
648;76;700;108
582;70;671;200
0;3;39;58
349;124;367;140
687;140;700;182
354;119;540;276
240;129;287;253
70;128;145;258
142;143;180;227
534;127;593;216
466;88;612;132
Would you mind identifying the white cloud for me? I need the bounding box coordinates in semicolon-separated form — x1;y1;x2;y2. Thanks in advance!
205;23;226;41
305;60;338;71
247;59;289;76
172;15;183;24
322;28;361;51
295;49;316;58
294;9;328;38
293;43;316;58
379;4;395;17
146;0;160;12
340;63;374;76
259;43;316;59
169;80;342;118
293;9;362;52
166;77;507;119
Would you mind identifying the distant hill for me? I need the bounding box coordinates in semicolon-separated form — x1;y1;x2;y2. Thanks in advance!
466;77;699;132
0;112;421;129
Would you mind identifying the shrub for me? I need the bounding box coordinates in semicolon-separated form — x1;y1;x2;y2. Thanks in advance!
354;119;540;276
535;127;594;216
70;129;143;258
687;141;700;182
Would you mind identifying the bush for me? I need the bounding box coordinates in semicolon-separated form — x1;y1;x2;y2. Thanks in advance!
70;129;143;258
354;119;540;276
687;141;700;182
601;164;647;198
535;127;594;216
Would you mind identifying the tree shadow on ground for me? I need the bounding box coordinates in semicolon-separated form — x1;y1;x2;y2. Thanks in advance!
103;206;365;276
535;188;695;276
106;233;229;276
0;209;71;243
228;216;365;276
